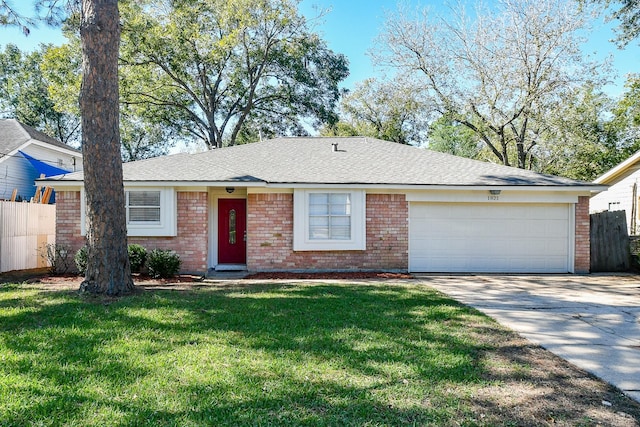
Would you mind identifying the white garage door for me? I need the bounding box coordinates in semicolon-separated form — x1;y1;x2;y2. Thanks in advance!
409;203;572;273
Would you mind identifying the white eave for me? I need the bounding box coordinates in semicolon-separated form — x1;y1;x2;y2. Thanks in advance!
594;150;640;185
38;178;605;194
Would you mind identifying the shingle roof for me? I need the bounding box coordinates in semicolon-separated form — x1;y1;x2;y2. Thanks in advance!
52;136;595;187
0;119;80;155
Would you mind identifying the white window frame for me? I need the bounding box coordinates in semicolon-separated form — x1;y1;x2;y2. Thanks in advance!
81;187;177;237
126;190;162;225
293;189;366;251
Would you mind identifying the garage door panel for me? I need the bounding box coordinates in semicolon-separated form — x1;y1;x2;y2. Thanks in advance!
409;203;571;273
547;220;569;235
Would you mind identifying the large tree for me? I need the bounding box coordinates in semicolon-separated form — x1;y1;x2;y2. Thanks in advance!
323;77;428;145
376;0;605;169
78;0;133;294
119;0;348;149
538;84;627;180
2;0;134;294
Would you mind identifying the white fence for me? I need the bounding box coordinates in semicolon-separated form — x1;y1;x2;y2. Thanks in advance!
0;201;56;273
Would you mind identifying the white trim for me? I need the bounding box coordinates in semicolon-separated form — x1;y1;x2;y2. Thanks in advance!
293;189;366;251
268;183;604;193
125;187;176;236
80;186;176;237
594;150;640;184
568;203;576;274
27;140;81;157
1;140;81;166
39;178;604;194
405;190;582;203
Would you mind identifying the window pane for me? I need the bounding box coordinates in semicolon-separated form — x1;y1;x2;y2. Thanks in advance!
329;193;349;204
331;226;351;240
309;203;329;215
308;192;353;241
330;203;348;215
229;209;236;244
129;191;160;207
330;216;350;227
309;193;328;204
309;225;329;239
309;216;329;227
129;207;161;222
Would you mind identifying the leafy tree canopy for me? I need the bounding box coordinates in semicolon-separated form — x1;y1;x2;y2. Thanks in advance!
119;0;349;149
322;77;428;145
0;42;80;144
427;115;483;160
375;0;607;170
583;0;640;47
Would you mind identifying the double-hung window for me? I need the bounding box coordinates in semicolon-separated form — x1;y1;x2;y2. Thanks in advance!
81;187;176;237
127;191;161;224
309;193;351;240
294;189;366;251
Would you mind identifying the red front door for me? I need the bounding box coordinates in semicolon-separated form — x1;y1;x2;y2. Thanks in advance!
218;198;247;264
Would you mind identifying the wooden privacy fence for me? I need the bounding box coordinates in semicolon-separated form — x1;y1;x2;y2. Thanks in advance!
0;201;56;273
590;210;630;272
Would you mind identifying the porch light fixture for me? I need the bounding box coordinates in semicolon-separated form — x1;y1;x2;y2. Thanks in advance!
489;189;501;195
225;187;235;194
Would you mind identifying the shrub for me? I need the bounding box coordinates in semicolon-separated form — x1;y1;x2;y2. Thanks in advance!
147;249;181;279
74;246;88;275
128;244;147;273
39;243;72;274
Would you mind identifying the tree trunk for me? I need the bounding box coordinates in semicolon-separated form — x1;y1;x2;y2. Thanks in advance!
79;0;134;295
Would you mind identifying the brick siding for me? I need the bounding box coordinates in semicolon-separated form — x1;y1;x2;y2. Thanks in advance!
56;191;85;258
247;193;408;271
56;189;591;274
130;192;208;273
575;195;590;273
55;191;208;273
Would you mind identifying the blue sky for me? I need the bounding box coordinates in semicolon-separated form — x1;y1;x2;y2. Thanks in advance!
1;0;637;96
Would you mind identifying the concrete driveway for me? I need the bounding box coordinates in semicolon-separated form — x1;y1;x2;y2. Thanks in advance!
420;274;640;402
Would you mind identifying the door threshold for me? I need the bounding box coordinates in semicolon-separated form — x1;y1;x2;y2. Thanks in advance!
214;264;247;272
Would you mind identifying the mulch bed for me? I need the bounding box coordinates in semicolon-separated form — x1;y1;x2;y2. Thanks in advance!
243;271;414;280
2;271;414;287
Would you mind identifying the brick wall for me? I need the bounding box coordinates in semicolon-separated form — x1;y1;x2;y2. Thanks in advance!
55;191;208;273
575;195;590;273
130;191;208;273
56;191;85;257
247;193;408;271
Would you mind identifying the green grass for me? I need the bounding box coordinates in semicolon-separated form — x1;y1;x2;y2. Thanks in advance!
0;282;513;426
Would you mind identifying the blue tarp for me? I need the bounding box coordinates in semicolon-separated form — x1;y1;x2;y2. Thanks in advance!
18;150;71;177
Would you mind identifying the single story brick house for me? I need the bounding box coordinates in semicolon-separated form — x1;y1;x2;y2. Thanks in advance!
44;137;603;274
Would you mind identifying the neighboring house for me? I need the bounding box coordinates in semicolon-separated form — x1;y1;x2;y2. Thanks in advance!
0;119;82;202
590;151;640;235
43;137;603;274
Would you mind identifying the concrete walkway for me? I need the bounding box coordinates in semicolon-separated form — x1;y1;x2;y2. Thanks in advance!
420;274;640;402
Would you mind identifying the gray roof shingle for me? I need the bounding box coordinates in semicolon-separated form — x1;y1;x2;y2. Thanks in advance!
0;119;80;155
51;137;595;187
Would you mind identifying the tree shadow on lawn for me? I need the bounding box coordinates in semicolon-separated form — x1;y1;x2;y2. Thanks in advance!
1;282;639;426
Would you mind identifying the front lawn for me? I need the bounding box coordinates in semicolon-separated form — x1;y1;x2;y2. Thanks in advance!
1;281;638;426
